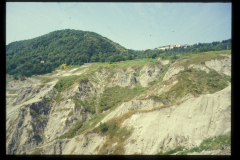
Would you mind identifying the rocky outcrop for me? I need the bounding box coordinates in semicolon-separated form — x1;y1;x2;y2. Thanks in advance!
13;85;42;105
162;59;186;81
121;85;231;155
138;65;164;87
109;68;137;88
188;64;210;73
205;55;231;76
6;101;52;154
97;99;164;126
163;66;184;81
26;133;106;155
44;99;91;142
63;81;97;101
160;60;170;65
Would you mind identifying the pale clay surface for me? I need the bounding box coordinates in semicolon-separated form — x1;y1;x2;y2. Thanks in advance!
6;57;231;155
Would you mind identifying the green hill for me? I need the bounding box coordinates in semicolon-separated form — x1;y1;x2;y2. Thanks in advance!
6;29;128;77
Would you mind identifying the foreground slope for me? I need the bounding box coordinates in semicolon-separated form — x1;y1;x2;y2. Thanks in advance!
6;50;231;155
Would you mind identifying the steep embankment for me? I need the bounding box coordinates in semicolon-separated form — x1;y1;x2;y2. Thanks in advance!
121;85;231;155
23;84;231;155
6;51;231;155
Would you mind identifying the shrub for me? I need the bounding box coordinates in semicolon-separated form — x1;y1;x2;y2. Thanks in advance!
13;74;18;80
99;122;108;132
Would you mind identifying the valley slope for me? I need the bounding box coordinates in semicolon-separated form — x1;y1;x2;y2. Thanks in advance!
6;50;231;155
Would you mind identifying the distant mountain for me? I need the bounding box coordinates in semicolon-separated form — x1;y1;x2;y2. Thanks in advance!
6;29;128;77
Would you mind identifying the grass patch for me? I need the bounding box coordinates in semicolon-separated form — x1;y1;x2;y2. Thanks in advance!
26;128;33;136
55;107;71;112
158;146;184;155
54;92;64;103
176;50;231;69
72;66;88;74
68;110;73;116
97;123;133;155
147;67;230;104
93;116;133;155
179;135;231;155
77;112;108;135
98;84;147;113
57;120;83;139
73;95;96;114
43;95;54;103
54;75;89;92
148;64;170;87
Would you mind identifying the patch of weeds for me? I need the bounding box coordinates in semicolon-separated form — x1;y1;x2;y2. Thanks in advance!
70;146;76;154
98;84;147;113
23;96;35;103
26;128;33;136
159;64;170;82
149;67;230;103
77;112;108;135
68;110;73;116
97;123;133;155
55;108;71;112
130;139;136;143
55;92;64;103
39;115;47;122
179;135;231;155
57;120;83;139
73;95;96;114
99;122;108;132
30;110;38;117
43;95;54;103
72;67;88;74
54;75;89;92
158;146;184;155
176;50;230;69
30;148;43;155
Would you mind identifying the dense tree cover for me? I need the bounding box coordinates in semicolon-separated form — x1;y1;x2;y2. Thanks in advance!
129;38;231;60
6;29;128;77
6;28;231;78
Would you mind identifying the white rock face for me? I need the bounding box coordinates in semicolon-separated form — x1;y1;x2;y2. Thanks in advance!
62;81;96;101
163;66;184;81
27;133;106;155
96;99;164;126
205;55;231;76
139;65;164;87
160;60;170;65
109;68;137;88
121;85;231;155
188;64;210;73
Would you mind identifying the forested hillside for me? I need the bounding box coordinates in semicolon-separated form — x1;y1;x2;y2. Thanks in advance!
6;29;128;77
6;29;231;78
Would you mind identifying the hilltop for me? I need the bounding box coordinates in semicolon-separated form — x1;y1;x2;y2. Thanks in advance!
6;29;128;77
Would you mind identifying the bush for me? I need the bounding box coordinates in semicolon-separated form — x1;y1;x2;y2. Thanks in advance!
13;74;18;80
99;122;108;132
20;75;26;81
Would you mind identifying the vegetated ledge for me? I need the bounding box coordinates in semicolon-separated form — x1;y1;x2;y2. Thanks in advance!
83;98;189;136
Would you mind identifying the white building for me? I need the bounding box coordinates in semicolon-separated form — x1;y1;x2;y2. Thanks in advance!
176;44;181;47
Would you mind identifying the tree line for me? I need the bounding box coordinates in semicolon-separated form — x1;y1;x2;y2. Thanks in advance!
6;29;231;78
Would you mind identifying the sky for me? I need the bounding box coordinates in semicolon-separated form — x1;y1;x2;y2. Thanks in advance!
6;2;231;50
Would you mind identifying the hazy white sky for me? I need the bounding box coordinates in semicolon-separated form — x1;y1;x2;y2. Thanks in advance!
6;2;231;50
